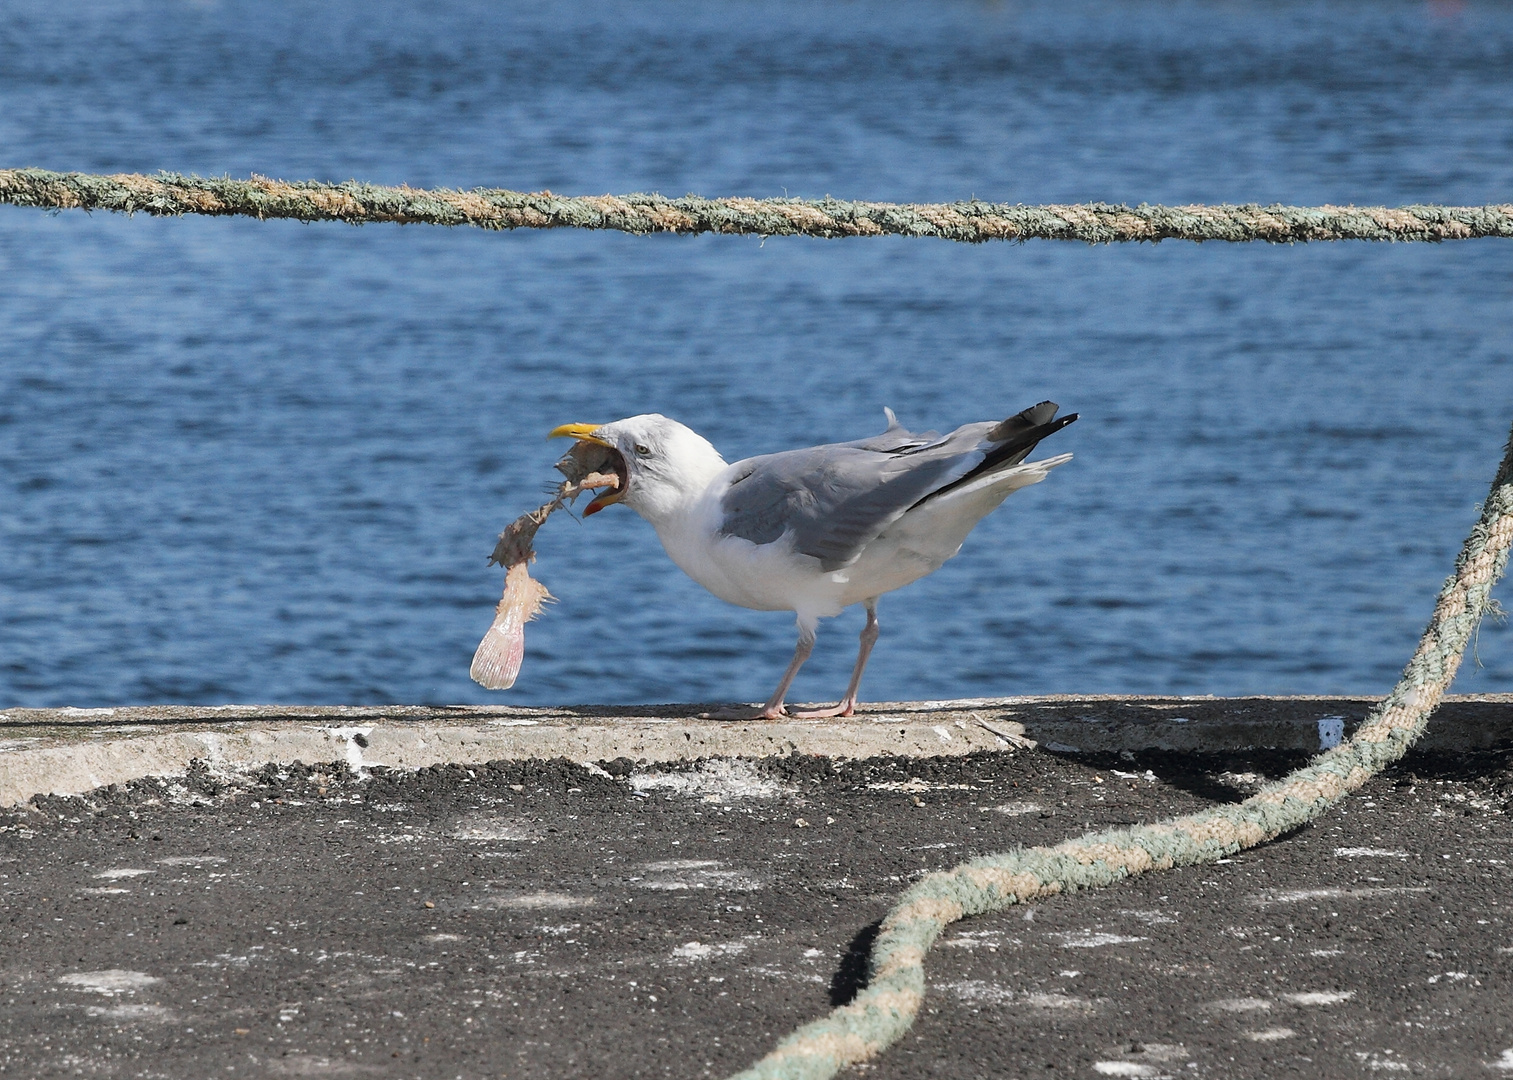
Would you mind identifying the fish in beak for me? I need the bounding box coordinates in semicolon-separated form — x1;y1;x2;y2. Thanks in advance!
547;423;627;516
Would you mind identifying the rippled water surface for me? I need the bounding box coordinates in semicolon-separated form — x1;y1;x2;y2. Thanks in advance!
2;0;1511;706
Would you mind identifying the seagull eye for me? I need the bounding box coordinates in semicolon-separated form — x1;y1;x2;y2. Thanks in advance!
633;443;651;457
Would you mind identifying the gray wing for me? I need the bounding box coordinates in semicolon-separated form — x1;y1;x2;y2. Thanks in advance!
718;403;1075;572
718;418;994;572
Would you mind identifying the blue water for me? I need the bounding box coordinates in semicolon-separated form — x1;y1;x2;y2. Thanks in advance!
1;0;1511;708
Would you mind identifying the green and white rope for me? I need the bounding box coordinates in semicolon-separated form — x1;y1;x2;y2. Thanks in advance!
2;168;1511;244
727;421;1513;1080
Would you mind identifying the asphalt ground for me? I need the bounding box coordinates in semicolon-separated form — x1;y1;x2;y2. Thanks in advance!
2;745;1511;1080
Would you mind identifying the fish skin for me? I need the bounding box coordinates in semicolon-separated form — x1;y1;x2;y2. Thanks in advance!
470;563;554;690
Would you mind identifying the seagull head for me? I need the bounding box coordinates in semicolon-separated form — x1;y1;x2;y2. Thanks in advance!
548;413;728;523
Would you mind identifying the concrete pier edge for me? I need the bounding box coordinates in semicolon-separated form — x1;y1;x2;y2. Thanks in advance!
2;694;1510;808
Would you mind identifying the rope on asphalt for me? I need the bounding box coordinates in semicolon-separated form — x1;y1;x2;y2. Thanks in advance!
725;419;1513;1080
3;168;1512;244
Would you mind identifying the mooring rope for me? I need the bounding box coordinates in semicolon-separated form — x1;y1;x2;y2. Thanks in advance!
726;420;1513;1080
2;168;1511;244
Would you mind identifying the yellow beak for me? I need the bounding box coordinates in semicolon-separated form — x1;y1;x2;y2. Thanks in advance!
547;422;624;516
547;422;610;445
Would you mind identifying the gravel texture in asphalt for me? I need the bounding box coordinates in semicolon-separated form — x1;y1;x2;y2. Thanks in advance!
2;746;1511;1079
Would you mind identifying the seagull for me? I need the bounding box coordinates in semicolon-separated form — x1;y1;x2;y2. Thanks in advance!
547;402;1077;719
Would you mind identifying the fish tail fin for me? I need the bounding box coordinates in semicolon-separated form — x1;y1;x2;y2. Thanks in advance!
470;563;554;690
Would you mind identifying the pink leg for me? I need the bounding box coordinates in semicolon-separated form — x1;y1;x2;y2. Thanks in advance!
703;627;816;720
793;600;880;719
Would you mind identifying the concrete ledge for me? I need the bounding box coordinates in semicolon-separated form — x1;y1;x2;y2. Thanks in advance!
2;695;1510;807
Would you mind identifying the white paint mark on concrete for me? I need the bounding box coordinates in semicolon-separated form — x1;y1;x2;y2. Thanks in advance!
1133;1045;1188;1064
1317;715;1346;749
79;887;132;896
1246;1027;1295;1042
1021;992;1095;1010
1334;847;1409;859
1488;1049;1513;1072
1205;997;1271;1013
1118;909;1177;925
93;868;153;880
157;855;227;867
1092;1064;1160;1078
941;981;1095;1011
1354;1051;1413;1072
1047;930;1147;949
642;859;723;872
491;892;595;910
869;778;974;793
84;1003;174;1022
320;726;372;780
671;939;750;962
449;816;541;842
424;933;462;943
636;859;765;892
942;930;1019;950
1283;990;1354;1005
631;760;788;800
57;970;160;995
1251;886;1428;906
982;801;1043;815
745;963;824;986
263;1052;375;1076
940;980;1012;1004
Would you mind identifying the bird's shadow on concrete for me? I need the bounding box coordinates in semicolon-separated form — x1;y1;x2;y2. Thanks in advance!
829;920;882;1006
1057;749;1313;804
1055;747;1513;808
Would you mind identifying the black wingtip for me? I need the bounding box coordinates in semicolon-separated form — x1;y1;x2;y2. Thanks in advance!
982;404;1078;467
906;404;1078;511
1024;400;1060;426
988;401;1069;443
1034;412;1078;441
